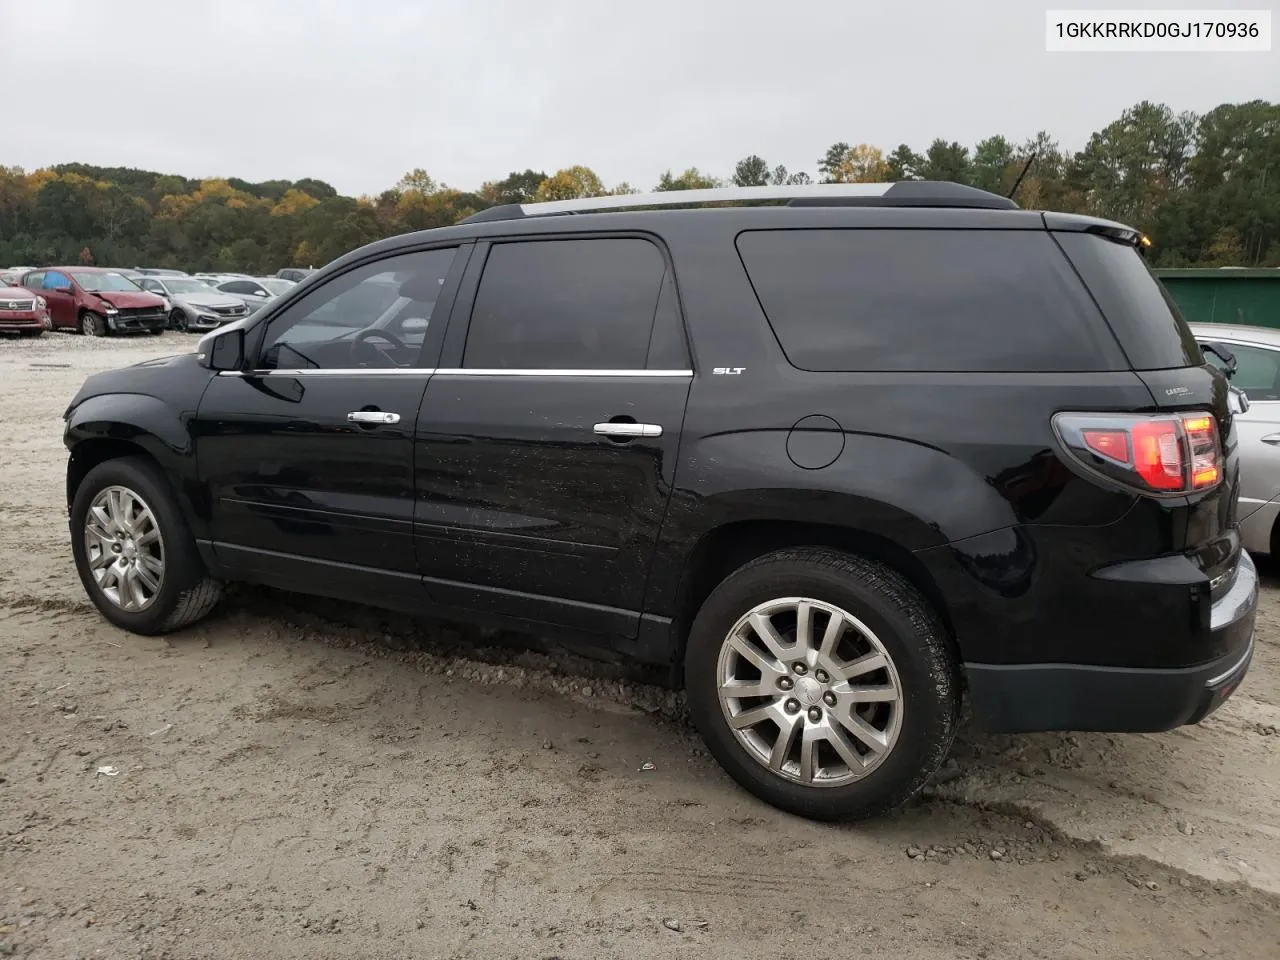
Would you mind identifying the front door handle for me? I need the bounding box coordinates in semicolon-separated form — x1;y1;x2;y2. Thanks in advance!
1261;433;1280;446
594;422;662;438
347;411;401;425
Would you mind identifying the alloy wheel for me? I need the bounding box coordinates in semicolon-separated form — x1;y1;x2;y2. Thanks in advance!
716;597;904;787
83;485;166;612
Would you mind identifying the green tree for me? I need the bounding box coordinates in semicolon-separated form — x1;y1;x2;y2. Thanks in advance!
733;155;771;187
970;136;1017;194
885;145;924;181
655;167;721;191
919;140;972;183
818;142;850;182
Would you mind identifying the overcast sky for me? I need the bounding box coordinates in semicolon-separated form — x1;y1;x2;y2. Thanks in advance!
1;0;1276;196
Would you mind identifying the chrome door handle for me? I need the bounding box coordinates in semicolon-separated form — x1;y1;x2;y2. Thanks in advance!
347;411;401;424
594;422;662;438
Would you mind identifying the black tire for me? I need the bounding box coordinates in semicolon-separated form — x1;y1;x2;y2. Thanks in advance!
80;310;107;337
170;309;187;332
70;456;222;634
684;547;960;822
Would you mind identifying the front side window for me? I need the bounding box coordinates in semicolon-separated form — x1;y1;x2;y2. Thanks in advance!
463;238;667;370
257;247;457;371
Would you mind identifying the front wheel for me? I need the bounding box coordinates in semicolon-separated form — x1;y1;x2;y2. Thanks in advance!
169;309;188;332
80;311;107;337
684;547;960;821
70;456;222;634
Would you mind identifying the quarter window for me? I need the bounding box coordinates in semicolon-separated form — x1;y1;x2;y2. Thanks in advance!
737;229;1123;373
258;248;457;370
463;238;669;370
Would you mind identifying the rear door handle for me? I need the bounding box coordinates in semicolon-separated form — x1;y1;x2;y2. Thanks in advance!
348;411;401;424
594;422;662;438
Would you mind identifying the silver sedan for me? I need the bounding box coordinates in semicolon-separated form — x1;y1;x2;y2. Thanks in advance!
1191;322;1280;555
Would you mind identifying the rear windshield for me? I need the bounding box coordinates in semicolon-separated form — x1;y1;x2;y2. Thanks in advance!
1053;232;1202;370
736;229;1124;373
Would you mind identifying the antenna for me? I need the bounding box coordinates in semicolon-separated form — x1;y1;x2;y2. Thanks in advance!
1007;152;1038;200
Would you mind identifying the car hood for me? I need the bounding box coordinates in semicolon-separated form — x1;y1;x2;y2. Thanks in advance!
175;293;246;310
93;290;166;309
0;284;35;297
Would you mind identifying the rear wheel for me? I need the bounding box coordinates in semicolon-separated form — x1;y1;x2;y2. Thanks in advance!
70;457;222;634
685;547;959;821
80;310;107;337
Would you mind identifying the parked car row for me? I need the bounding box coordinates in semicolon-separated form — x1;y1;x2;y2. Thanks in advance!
0;265;301;337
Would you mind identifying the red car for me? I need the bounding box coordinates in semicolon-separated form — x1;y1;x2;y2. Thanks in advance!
20;267;167;336
0;283;50;336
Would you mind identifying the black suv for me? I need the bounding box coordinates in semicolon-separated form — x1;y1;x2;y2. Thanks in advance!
63;181;1258;821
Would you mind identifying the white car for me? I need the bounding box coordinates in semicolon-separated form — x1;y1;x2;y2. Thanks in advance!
1192;322;1280;555
215;277;296;313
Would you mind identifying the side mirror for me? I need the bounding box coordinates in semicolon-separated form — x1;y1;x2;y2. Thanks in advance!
1202;341;1238;378
1229;385;1251;415
199;326;245;371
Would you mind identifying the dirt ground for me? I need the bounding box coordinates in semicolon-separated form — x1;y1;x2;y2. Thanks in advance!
2;331;1279;960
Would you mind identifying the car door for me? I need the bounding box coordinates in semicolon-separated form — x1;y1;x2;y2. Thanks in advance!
414;235;693;640
1201;339;1280;523
39;271;78;329
194;243;469;610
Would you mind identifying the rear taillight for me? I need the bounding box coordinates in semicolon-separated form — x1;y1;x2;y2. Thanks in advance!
1054;412;1222;496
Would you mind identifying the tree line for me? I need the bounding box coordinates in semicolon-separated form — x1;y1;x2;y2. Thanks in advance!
0;99;1275;273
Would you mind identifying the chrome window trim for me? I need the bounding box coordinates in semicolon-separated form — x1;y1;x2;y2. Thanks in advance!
434;368;694;377
217;368;695;378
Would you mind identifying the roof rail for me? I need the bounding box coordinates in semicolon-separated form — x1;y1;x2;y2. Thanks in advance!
461;180;1017;223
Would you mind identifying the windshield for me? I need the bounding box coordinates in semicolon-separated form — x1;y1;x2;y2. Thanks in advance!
164;278;216;294
259;278;296;296
70;271;141;293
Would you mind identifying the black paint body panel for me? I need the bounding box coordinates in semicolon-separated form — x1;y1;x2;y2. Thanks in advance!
62;203;1252;733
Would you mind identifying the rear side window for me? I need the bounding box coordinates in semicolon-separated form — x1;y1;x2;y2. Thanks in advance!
464;238;668;370
737;229;1122;373
1054;232;1202;370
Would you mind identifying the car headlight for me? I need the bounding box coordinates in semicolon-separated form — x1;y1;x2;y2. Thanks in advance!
103;305;119;315
35;296;46;310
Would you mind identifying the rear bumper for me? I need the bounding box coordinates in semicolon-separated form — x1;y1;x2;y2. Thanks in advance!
965;549;1258;733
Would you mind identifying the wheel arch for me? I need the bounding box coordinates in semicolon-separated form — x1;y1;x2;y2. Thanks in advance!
65;394;205;538
665;518;956;679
